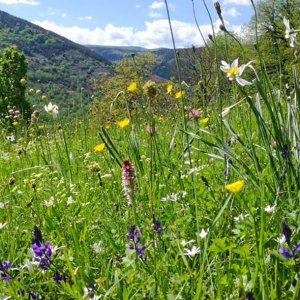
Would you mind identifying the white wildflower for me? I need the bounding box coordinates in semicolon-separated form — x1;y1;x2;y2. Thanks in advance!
5;135;15;142
161;191;187;202
44;102;59;118
199;229;209;239
67;196;75;205
233;213;250;222
184;245;200;257
92;241;103;253
44;197;54;207
264;205;276;213
220;58;253;86
283;16;297;48
276;235;286;245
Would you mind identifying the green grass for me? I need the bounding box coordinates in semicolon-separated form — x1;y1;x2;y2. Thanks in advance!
1;87;299;299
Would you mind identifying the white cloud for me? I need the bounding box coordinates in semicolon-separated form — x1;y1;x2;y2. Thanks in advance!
77;16;93;21
32;19;223;49
0;0;39;4
148;11;163;18
222;0;251;5
135;4;141;8
61;13;67;18
223;7;240;18
149;1;165;10
148;1;176;19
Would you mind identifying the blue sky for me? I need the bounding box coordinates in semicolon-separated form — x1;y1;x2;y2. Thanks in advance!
0;0;254;48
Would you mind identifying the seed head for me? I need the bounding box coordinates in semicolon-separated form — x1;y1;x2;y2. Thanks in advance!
143;80;157;98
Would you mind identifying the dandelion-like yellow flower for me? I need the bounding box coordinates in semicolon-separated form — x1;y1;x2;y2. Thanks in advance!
200;117;209;124
175;91;185;99
12;121;18;126
127;82;137;92
167;82;173;94
38;125;45;129
117;118;130;128
225;180;244;193
94;143;105;152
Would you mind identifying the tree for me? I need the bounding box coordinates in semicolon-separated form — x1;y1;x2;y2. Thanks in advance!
249;0;300;84
90;52;159;125
0;45;32;121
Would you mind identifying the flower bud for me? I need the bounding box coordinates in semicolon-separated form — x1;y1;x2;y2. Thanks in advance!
122;161;137;206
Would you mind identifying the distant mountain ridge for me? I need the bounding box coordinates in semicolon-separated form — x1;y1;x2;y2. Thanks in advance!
87;45;175;79
0;10;112;112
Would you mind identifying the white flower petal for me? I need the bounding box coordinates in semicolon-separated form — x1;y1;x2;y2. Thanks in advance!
220;66;228;72
231;58;239;68
283;17;290;31
236;77;252;86
221;60;230;68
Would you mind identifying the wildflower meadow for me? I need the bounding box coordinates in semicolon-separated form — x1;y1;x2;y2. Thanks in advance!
1;0;300;299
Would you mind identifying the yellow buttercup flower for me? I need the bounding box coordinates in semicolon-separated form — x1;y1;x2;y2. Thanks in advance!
38;124;45;129
166;82;173;94
175;91;185;99
225;180;244;193
117;118;130;128
12;121;18;126
94;143;105;152
127;82;137;92
200;117;209;124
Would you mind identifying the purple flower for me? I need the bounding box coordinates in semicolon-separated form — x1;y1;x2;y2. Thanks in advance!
53;271;66;283
127;243;134;250
0;260;11;271
136;245;146;257
279;247;294;259
246;291;254;300
126;224;146;258
32;226;43;246
31;227;52;270
280;145;292;159
28;292;44;299
278;222;300;259
282;222;292;245
279;243;300;259
226;138;232;147
153;220;163;233
0;260;12;281
1;273;11;280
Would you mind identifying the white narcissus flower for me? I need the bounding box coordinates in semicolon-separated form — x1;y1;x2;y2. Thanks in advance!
283;17;297;48
220;58;253;86
44;102;58;118
184;245;200;257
